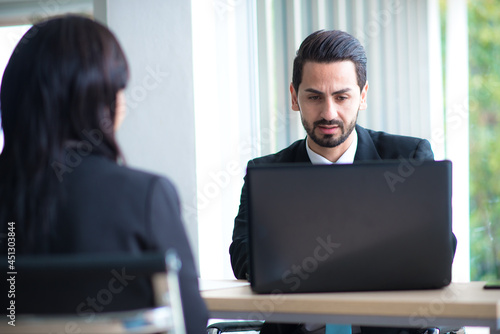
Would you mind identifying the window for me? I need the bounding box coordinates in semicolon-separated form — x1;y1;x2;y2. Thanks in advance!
0;24;31;153
466;0;500;282
193;0;472;281
254;0;471;281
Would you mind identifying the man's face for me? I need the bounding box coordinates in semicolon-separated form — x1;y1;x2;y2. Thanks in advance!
290;61;368;150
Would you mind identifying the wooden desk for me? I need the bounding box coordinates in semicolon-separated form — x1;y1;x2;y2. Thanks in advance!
202;281;500;332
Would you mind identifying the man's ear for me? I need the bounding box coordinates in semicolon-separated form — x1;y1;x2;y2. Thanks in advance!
290;82;300;111
359;81;369;111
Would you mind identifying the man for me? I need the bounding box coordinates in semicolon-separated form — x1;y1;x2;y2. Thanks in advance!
230;30;455;334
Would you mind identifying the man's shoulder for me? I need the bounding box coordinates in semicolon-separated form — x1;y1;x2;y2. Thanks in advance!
250;139;308;165
356;125;434;160
362;126;426;145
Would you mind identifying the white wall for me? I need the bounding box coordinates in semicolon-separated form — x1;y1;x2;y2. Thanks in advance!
94;0;201;268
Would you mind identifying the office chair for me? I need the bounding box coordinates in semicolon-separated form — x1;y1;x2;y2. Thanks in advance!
1;250;185;334
207;321;264;334
207;322;463;334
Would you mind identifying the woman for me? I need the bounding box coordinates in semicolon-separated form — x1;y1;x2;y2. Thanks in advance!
0;15;207;333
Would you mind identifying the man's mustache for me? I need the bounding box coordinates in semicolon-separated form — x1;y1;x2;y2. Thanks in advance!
314;119;344;129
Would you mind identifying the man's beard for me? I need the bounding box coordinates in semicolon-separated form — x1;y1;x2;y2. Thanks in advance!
301;111;358;148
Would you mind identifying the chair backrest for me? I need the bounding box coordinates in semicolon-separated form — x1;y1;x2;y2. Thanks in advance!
1;250;185;334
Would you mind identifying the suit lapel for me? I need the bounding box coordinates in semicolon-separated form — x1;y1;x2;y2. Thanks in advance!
295;139;312;163
354;125;382;161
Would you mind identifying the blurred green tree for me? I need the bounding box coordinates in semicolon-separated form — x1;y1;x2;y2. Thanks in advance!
468;0;500;281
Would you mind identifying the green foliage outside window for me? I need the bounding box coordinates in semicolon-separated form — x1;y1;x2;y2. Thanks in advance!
468;0;500;281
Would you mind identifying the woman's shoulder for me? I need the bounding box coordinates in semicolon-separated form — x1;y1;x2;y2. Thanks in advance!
65;154;178;199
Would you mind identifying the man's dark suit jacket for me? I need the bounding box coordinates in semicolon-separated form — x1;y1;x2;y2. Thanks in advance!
46;153;207;334
230;124;456;279
229;125;457;334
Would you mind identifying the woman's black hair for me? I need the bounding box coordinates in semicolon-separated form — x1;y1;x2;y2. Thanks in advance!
0;15;129;253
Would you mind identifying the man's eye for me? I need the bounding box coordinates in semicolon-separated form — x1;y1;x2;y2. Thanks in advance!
336;96;348;101
308;96;320;100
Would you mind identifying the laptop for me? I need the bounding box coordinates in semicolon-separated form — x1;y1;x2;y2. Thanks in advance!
247;160;454;294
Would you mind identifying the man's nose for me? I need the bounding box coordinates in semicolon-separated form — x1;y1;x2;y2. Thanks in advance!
320;98;339;120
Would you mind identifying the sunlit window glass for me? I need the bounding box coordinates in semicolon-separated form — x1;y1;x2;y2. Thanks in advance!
468;0;500;281
0;24;31;153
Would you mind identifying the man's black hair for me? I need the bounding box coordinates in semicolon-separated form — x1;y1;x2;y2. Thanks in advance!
292;30;367;92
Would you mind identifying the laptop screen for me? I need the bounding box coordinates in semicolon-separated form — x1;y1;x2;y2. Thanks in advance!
247;160;454;293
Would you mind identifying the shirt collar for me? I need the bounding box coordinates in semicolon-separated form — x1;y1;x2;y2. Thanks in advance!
305;129;358;165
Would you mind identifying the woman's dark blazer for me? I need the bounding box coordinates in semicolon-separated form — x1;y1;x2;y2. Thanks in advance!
50;153;207;334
